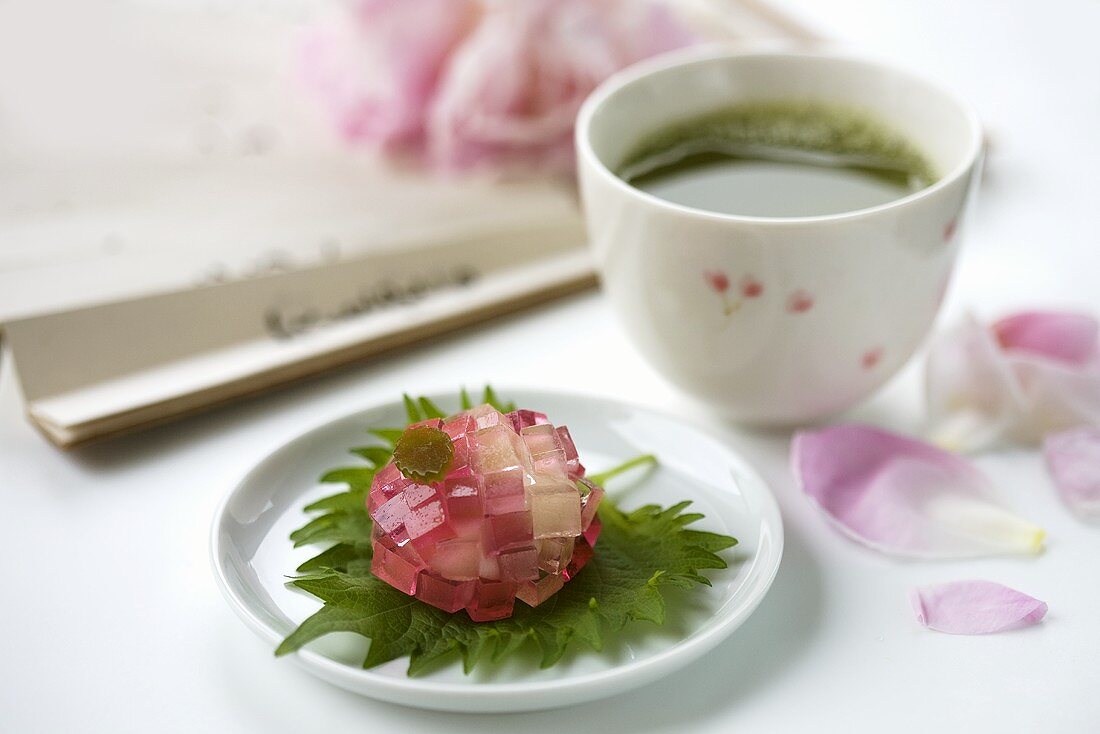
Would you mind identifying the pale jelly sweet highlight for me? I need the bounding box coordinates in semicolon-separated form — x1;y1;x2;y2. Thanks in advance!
367;404;600;621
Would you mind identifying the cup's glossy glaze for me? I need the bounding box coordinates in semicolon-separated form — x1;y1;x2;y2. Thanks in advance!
576;49;983;423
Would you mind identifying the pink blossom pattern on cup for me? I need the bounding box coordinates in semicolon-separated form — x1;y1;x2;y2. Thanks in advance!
786;290;815;314
368;404;602;621
861;347;884;370
703;270;730;294
740;275;764;299
704;270;770;316
703;269;739;315
943;218;958;241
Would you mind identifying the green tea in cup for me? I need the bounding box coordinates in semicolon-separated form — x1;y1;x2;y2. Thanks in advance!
617;101;937;218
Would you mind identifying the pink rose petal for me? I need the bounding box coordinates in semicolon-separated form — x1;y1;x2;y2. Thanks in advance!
1043;426;1100;518
792;425;1045;558
927;312;1100;451
910;580;1047;634
427;0;696;173
993;311;1099;366
299;0;480;150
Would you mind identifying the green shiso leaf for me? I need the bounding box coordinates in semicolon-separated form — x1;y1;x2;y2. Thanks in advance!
277;388;737;675
367;428;404;446
402;393;423;423
348;445;393;468
481;384;515;413
417;396;447;420
587;453;657;486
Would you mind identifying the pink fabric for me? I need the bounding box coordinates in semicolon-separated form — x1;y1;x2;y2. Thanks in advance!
910;580;1047;634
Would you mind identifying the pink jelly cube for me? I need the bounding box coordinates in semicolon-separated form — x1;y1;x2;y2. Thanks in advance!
471;424;528;474
516;573;565;607
446;463;474;481
555;426;578;461
583;515;602;548
468;404;504;430
373;474;410;501
432;538;481;580
563;538;594;581
497;545;539;582
415;573;474;613
482;511;534;554
537;536;575;574
531;449;567;477
468;580;516;622
507;409;549;432
478;554;502;581
556;426;584;476
442;414;475;439
372;462;401;489
529;479;582;539
520;424;559;455
370;493;409;534
580;484;604;530
443;476;483;524
402;483;438;509
371;544;421;595
449;434;471;474
384;528;429;569
405;500;456;554
482;468;527;515
389;525;414;551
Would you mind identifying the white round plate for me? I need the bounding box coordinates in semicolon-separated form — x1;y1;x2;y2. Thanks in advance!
211;389;783;713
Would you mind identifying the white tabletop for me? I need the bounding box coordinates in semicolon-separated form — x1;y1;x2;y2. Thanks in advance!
2;0;1099;731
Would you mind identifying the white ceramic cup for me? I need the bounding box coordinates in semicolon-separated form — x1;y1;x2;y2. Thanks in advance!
576;49;983;423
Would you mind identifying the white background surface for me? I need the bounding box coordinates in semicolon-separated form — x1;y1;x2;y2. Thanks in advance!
2;0;1099;731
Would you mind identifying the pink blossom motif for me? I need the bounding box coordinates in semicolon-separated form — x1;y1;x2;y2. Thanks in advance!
704;269;748;316
943;218;958;241
1043;426;1100;518
910;580;1047;635
861;348;884;370
740;275;763;299
427;0;697;173
703;270;730;294
299;0;481;151
791;424;1045;558
786;290;814;314
926;311;1100;451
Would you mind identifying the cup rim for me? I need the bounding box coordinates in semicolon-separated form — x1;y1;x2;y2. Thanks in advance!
575;47;984;225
